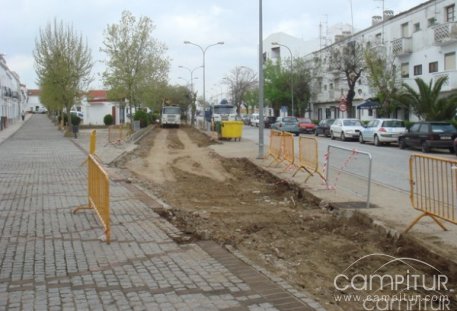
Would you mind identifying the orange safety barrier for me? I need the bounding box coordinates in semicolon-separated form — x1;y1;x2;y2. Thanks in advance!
89;130;96;155
293;136;325;182
282;132;295;170
405;154;457;233
73;154;111;243
108;124;131;144
266;130;284;166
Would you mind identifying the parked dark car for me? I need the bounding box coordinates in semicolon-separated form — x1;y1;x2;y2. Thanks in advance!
398;122;457;153
297;118;316;134
264;116;277;128
315;119;335;137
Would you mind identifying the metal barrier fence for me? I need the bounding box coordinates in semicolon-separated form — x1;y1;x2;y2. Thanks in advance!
325;145;373;208
405;154;457;233
293;136;325;182
74;153;111;243
108;124;131;144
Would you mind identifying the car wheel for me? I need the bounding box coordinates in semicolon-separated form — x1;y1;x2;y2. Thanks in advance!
421;142;430;153
340;132;346;141
330;131;335;140
449;147;455;154
374;135;381;146
399;139;406;149
359;134;365;144
315;131;318;136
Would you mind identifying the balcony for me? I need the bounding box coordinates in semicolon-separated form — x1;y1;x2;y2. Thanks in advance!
392;37;412;56
433;22;457;45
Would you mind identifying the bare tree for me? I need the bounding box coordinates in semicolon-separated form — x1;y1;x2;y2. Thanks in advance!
328;40;365;117
222;66;257;115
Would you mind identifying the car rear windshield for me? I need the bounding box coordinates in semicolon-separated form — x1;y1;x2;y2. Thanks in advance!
382;120;405;128
163;107;181;114
298;118;312;123
343;120;362;126
283;117;298;123
431;123;457;133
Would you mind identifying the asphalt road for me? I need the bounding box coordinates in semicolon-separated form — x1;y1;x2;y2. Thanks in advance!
242;125;456;192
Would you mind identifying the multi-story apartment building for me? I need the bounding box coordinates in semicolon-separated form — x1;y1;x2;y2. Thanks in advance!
266;0;456;121
0;55;27;129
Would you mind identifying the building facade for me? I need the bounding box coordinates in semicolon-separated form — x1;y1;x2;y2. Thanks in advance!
265;0;457;121
0;55;27;130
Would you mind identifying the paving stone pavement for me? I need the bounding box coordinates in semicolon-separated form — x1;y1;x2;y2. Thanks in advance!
0;115;323;311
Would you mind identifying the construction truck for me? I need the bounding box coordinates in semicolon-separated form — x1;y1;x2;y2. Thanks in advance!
160;106;181;128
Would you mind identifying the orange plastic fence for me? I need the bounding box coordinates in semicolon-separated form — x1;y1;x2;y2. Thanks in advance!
293;136;325;182
266;130;284;165
281;132;295;169
73;154;111;243
405;154;457;233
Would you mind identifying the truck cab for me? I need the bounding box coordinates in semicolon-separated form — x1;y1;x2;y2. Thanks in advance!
161;106;181;128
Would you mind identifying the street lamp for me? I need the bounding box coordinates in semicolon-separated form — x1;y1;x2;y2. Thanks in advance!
178;65;202;94
183;41;224;114
272;42;294;116
258;0;265;159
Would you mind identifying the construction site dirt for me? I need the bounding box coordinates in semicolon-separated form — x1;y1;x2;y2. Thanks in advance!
114;126;457;311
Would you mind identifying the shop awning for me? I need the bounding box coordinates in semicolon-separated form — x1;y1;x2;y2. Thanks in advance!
357;98;380;109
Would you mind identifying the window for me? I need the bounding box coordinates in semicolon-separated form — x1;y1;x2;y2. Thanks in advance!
414;23;421;32
429;61;438;73
414;65;422;76
446;5;455;22
375;33;382;42
401;23;409;37
419;124;429;133
428;17;436;27
445;52;456;70
401;63;409;78
410;123;420;133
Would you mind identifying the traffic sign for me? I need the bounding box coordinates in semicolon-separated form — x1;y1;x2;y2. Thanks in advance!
339;96;347;112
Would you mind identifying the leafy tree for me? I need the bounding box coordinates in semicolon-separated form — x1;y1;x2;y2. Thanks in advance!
328;40;365;117
364;47;401;116
243;87;259;114
101;11;169;122
34;19;93;130
264;59;290;116
289;57;311;117
133;110;149;128
222;66;257;115
399;77;457;121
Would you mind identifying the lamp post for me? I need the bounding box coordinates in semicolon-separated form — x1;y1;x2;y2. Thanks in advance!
183;41;224;115
178;65;202;94
272;42;294;116
258;0;265;159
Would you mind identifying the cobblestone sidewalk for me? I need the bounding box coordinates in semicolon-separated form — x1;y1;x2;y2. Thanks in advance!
0;115;321;310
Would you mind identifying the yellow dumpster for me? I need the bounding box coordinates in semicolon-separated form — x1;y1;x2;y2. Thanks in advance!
220;121;243;141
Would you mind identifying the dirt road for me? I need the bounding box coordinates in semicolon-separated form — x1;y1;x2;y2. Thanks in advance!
115;127;456;311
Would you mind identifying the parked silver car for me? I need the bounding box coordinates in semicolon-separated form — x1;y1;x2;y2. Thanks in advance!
330;118;364;141
359;119;406;146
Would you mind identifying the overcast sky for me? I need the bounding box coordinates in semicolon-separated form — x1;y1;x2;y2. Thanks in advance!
1;0;425;100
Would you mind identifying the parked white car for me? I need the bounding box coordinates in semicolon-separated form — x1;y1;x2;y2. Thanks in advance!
250;113;260;127
359;119;406;146
330;118;364;141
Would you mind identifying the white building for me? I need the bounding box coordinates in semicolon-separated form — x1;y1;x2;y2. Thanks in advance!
265;0;457;121
0;55;26;129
